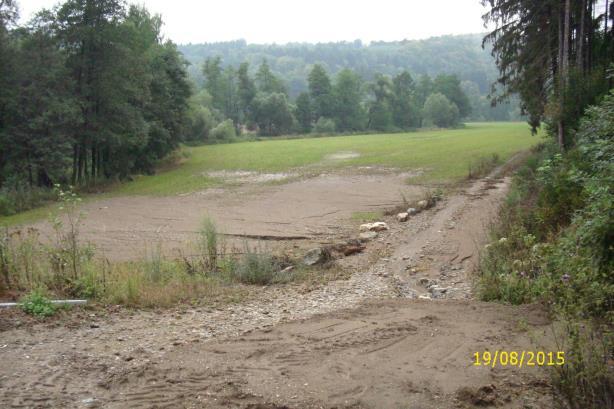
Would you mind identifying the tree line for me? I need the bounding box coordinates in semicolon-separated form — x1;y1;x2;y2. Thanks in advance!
179;35;524;122
186;59;472;139
483;0;614;147
0;0;191;193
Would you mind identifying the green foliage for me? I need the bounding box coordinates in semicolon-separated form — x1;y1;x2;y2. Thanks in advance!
294;92;312;133
198;216;221;272
0;1;192;192
227;244;287;285
252;93;294;136
313;117;336;134
332;69;366;132
19;290;56;317
551;322;613;409
0;186;57;216
210;119;237;141
433;74;471;118
308;64;334;119
392;71;420;129
422;93;460;128
478;95;614;407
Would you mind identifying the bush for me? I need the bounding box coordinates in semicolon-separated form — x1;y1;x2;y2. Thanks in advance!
20;290;56;317
313;117;336;134
210;119;237;141
225;243;284;285
477;92;614;408
0;185;57;216
422;92;460;128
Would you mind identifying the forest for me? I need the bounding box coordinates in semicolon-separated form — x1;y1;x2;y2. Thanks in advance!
179;35;523;122
0;0;191;212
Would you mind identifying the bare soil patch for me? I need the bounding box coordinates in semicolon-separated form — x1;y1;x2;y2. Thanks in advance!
0;161;558;408
27;172;424;261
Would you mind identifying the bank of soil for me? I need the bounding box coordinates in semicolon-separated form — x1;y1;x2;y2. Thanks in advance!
0;162;556;408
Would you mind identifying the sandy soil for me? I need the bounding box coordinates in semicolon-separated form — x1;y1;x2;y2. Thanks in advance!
0;160;559;408
28;171;424;261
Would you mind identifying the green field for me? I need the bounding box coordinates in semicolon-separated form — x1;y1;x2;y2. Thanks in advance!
117;122;539;195
1;122;539;226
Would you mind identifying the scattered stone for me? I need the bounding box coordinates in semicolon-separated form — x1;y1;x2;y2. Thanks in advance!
417;200;429;210
90;323;100;329
359;222;389;232
82;397;96;405
303;247;331;266
418;295;432;300
359;231;378;241
397;212;409;222
407;207;418;215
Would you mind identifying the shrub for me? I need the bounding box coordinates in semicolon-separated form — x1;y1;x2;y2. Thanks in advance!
227;244;286;285
422;93;460;128
20;290;56;317
210;119;237;141
313;117;336;134
0;185;57;216
477;92;614;408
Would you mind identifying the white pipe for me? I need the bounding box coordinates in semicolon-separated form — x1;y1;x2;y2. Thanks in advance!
0;300;87;308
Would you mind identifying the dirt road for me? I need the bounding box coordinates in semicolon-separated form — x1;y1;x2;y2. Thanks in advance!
0;165;556;408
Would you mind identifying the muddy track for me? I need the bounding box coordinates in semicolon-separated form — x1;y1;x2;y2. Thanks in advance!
0;163;556;409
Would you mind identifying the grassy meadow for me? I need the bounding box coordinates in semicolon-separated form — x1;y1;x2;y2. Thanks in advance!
1;122;539;226
117;122;538;195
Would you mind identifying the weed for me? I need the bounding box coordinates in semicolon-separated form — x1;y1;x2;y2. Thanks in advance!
351;211;383;222
228;243;283;285
198;216;221;272
19;289;56;317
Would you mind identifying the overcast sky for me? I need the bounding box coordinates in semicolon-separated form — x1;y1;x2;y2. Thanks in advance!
17;0;490;45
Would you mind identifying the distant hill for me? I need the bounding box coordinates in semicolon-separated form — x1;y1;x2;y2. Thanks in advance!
179;34;497;97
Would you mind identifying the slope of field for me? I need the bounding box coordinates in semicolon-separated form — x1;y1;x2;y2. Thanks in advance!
116;122;536;195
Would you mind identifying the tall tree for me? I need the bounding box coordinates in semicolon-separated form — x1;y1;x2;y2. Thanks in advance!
252;92;294;136
433;74;471;118
255;59;286;94
332;68;365;132
392;71;420;128
294;92;312;133
482;0;613;147
367;74;394;131
237;62;256;121
308;64;334;119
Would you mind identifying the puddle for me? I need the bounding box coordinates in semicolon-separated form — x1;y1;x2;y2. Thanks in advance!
205;170;296;184
326;151;361;161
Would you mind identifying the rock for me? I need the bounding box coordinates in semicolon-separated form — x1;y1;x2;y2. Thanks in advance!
429;286;449;298
418;277;430;287
359;231;378;241
303;247;330;266
407;207;418;215
417;200;429;210
359;224;371;232
331;240;366;256
89;323;100;329
397;212;409;222
359;222;389;232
